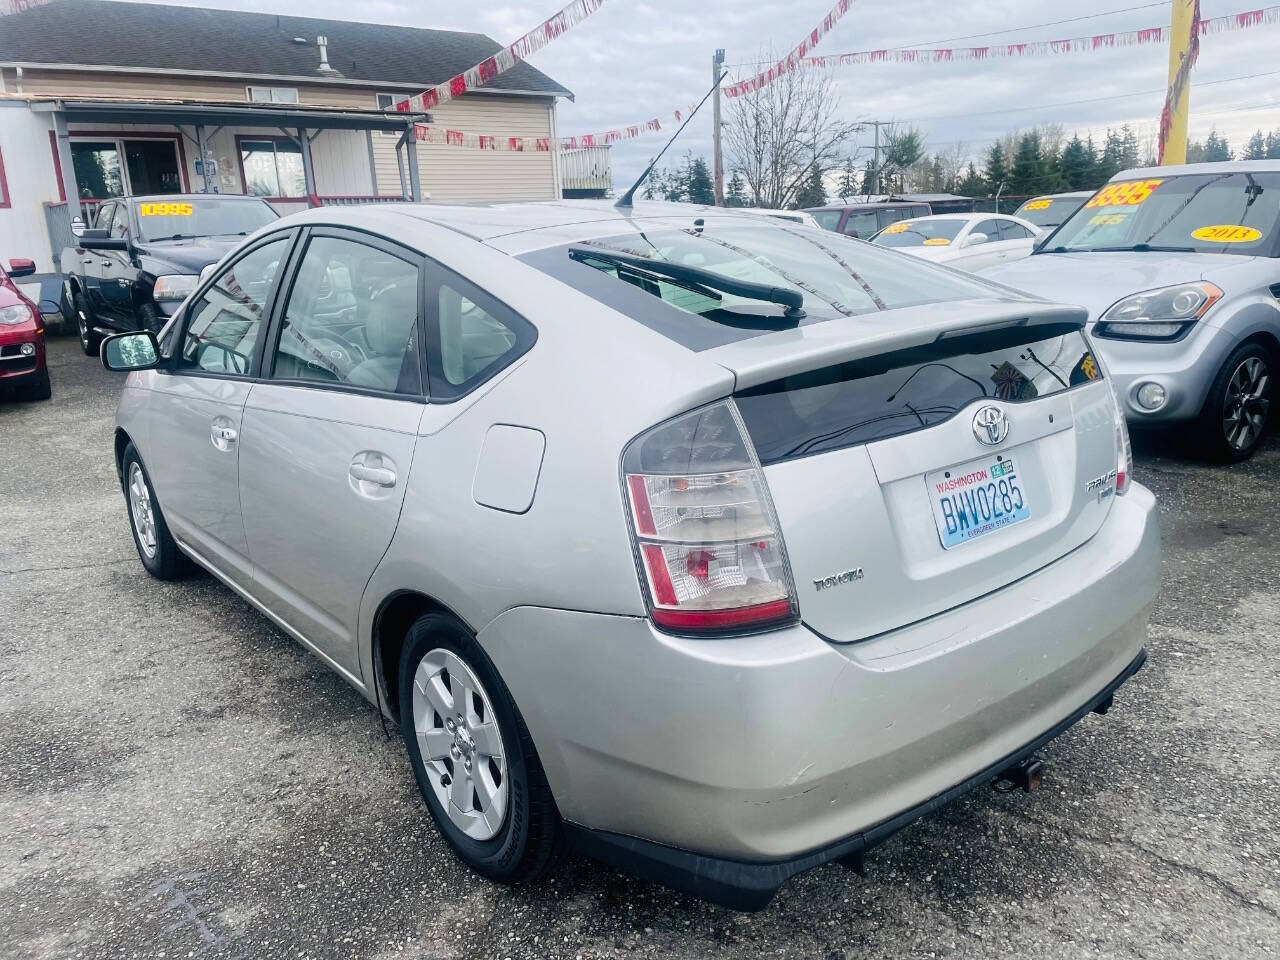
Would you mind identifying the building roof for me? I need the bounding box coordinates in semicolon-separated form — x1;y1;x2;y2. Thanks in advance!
0;0;572;99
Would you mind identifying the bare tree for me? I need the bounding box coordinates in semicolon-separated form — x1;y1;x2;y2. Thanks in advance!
725;60;861;209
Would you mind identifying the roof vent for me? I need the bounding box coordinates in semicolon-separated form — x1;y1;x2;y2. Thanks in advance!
292;36;308;44
316;35;343;76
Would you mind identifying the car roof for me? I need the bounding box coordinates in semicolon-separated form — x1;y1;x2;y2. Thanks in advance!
1110;159;1280;180
124;194;273;203
805;202;924;212
1024;191;1095;200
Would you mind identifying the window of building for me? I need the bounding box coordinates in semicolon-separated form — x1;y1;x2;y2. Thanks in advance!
375;93;412;135
71;141;125;199
70;138;182;199
247;86;300;103
240;139;306;198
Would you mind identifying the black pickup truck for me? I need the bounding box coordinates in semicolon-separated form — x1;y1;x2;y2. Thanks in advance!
61;194;279;355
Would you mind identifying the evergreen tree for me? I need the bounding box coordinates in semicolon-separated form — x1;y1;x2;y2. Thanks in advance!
1267;129;1280;160
1203;128;1233;162
1009;131;1048;195
726;170;748;207
1117;124;1141;170
1098;129;1124;182
956;162;986;197
861;159;877;195
1058;135;1096;190
1243;130;1268;160
983;143;1009;195
792;164;827;208
685;156;715;205
836;156;859;201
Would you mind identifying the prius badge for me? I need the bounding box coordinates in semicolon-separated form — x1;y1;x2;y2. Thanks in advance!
972;405;1010;446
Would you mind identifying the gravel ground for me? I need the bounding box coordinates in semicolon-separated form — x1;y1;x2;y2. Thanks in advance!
2;337;1278;960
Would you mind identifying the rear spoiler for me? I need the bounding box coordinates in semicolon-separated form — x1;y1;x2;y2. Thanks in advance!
702;298;1088;391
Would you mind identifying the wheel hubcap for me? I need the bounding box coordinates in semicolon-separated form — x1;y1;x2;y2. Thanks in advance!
411;648;508;840
1222;356;1270;452
128;462;158;559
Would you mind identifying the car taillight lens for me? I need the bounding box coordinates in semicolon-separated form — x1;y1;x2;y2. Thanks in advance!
622;400;798;633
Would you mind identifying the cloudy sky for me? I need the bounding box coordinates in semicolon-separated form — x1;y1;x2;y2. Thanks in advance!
138;0;1280;186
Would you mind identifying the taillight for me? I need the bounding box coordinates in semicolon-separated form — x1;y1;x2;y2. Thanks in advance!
1102;356;1132;496
622;400;798;633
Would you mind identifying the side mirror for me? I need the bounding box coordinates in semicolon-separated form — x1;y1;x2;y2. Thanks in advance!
71;216;86;238
964;232;989;248
79;229;129;252
199;263;218;285
101;331;160;372
8;258;36;278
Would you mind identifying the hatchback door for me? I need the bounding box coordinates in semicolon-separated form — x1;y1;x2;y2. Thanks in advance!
147;232;295;589
238;229;424;677
728;314;1121;642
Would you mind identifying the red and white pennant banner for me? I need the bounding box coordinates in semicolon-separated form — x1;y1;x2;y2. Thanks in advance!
559;0;857;148
414;125;553;152
722;0;856;97
3;0;54;14
803;5;1280;68
395;0;607;114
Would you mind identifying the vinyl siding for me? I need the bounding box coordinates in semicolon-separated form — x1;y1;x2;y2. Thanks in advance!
13;68;558;201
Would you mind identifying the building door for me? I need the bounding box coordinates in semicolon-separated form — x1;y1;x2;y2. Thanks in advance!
124;140;183;194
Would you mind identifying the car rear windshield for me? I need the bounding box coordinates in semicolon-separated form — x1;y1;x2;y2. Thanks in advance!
518;224;998;350
735;321;1101;465
873;218;965;247
1043;172;1280;256
1015;195;1087;228
134;198;279;242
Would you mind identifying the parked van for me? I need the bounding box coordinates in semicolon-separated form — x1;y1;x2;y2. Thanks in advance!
805;201;933;239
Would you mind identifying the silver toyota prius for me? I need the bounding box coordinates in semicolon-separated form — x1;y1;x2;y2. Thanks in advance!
982;161;1280;461
100;200;1161;910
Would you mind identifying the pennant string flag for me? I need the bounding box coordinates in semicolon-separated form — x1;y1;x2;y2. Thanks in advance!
800;4;1278;69
721;0;856;97
394;0;608;113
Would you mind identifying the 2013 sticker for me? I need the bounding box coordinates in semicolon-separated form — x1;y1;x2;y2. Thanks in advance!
881;222;910;235
922;237;950;245
139;202;194;217
1024;199;1053;211
1085;179;1163;208
1191;224;1262;244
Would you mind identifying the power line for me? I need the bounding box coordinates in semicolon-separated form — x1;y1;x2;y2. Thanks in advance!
725;1;1169;67
887;69;1280;123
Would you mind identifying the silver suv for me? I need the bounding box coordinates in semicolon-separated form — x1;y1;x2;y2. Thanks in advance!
101;201;1160;909
983;161;1280;461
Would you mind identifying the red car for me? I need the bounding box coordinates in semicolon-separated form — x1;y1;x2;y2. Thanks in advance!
0;258;51;401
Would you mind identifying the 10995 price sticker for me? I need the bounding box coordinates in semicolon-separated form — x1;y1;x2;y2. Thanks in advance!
138;202;194;217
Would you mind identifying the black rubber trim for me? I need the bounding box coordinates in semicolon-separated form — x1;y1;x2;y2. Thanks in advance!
563;647;1147;911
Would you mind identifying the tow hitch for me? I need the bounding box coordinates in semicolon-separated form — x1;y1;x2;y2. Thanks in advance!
995;755;1046;793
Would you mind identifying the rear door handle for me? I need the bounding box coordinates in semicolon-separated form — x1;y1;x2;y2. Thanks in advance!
210;422;238;451
349;463;396;487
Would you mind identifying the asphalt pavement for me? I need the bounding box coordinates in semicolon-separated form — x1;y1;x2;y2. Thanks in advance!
2;337;1278;960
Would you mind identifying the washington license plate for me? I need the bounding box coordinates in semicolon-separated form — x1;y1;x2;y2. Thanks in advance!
926;453;1031;550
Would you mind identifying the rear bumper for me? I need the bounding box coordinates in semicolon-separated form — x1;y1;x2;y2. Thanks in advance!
477;484;1159;904
564;647;1145;910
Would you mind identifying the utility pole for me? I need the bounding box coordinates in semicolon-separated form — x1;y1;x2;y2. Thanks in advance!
866;120;890;195
1160;0;1197;164
712;48;725;205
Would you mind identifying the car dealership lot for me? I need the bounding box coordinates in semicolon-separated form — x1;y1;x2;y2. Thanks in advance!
2;339;1278;960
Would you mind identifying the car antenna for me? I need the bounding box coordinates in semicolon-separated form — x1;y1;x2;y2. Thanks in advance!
615;70;729;210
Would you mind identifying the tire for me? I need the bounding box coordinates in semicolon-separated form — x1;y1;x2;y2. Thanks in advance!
399;613;559;884
18;366;51;402
121;442;191;580
1198;342;1273;462
74;289;102;357
137;301;163;334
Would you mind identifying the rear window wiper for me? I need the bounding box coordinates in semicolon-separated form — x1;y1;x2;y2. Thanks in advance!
569;247;805;318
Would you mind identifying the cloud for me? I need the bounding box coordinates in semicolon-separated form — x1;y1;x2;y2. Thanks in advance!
137;0;1280;184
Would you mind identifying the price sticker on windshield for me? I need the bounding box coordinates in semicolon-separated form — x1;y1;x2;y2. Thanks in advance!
1085;179;1163;208
922;237;950;246
1191;224;1262;244
139;202;194;217
881;222;910;235
1024;199;1053;211
1088;213;1128;227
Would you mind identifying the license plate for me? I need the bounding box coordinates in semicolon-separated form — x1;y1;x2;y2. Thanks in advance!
926;452;1031;549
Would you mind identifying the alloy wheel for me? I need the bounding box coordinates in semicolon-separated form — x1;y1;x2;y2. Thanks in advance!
128;462;159;559
411;648;509;841
1222;356;1270;453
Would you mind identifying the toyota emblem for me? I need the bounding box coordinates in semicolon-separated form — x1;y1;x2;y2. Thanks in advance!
972;405;1010;445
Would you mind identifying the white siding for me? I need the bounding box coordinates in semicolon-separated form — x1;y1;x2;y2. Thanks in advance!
0;105;60;272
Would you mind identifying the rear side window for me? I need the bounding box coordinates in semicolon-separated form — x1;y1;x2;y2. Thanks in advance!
425;265;535;400
843;212;879;238
735;322;1102;465
998;220;1034;241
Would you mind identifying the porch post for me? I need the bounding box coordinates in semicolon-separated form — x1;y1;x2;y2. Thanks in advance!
394;132;409;200
404;122;421;201
297;127;318;207
51;110;82;223
196;124;214;193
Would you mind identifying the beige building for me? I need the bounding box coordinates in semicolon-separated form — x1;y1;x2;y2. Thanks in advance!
0;0;573;272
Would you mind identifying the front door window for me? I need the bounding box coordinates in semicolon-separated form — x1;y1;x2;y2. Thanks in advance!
71;137;182;199
71;141;124;199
